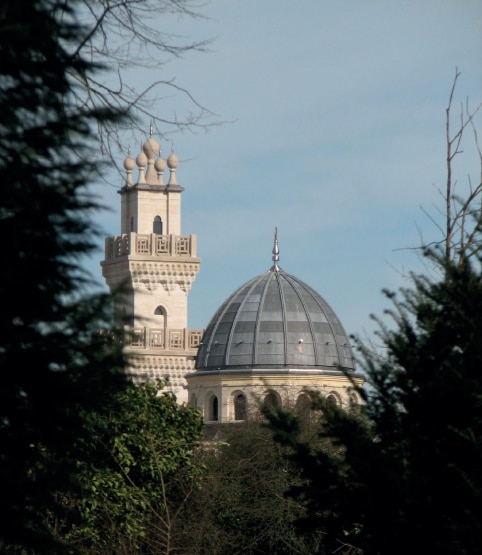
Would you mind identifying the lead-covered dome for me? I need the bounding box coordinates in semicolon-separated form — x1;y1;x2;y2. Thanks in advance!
196;267;355;372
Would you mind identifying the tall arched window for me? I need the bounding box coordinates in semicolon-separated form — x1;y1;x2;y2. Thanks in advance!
263;391;280;413
326;393;338;407
210;396;219;421
154;306;166;326
153;216;163;235
234;393;247;420
349;392;360;413
130;216;134;231
295;393;311;416
150;306;167;348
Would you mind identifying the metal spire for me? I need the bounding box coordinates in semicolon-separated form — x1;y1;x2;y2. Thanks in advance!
271;227;280;271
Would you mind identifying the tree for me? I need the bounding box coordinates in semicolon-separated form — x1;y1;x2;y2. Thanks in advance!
0;1;130;552
59;382;204;555
263;74;482;555
422;69;482;266
67;0;216;164
173;419;325;555
268;249;482;555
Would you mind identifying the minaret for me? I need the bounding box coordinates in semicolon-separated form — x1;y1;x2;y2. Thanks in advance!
101;131;202;403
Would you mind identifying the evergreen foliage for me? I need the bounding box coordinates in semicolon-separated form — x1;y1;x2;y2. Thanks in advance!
0;1;128;552
268;252;482;555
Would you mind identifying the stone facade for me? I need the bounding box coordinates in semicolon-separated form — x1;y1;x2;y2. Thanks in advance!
187;369;363;423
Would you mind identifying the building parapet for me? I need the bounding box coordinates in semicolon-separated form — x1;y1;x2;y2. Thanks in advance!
124;326;203;351
105;233;197;259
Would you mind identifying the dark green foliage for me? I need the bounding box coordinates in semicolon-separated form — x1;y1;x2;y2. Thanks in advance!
269;253;482;555
0;1;127;552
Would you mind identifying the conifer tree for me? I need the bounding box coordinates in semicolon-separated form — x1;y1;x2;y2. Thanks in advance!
0;1;127;552
269;250;482;555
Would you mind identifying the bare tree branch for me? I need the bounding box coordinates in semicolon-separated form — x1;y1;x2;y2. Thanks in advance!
443;69;482;264
58;0;220;170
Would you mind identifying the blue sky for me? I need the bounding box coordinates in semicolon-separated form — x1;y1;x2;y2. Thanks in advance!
91;1;482;345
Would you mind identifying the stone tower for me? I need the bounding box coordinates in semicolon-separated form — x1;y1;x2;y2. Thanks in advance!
101;130;202;403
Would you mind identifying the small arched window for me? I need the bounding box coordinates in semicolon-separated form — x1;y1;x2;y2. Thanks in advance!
153;216;163;235
234;394;247;421
130;216;134;232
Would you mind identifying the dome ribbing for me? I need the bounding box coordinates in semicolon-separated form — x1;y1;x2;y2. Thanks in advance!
196;268;355;371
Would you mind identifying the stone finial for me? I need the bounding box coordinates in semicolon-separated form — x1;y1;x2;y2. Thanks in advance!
124;146;136;187
136;141;147;184
143;135;160;184
154;148;167;185
167;145;179;186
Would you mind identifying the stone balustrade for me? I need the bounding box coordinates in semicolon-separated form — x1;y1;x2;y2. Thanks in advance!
124;327;203;351
105;233;197;259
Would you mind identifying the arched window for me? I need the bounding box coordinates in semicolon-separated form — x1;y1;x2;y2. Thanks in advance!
234;393;247;421
349;392;360;413
326;394;338;407
295;393;311;416
130;216;134;232
210;396;219;421
153;216;163;235
263;391;280;413
154;306;167;326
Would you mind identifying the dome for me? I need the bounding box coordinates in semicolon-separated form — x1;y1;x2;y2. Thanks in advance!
196;267;355;372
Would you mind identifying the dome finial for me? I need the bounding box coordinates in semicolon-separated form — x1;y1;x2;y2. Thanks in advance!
271;227;280;272
149;120;154;138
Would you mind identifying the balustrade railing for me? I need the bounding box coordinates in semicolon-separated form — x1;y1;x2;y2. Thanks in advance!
105;233;196;259
124;327;203;351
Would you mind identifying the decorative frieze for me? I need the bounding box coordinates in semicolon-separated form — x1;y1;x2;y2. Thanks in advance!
127;353;198;403
130;261;200;292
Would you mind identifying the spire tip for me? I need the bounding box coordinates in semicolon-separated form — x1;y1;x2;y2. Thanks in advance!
271;227;280;271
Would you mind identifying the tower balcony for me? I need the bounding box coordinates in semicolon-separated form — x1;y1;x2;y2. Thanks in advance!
124;326;204;352
104;233;197;260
